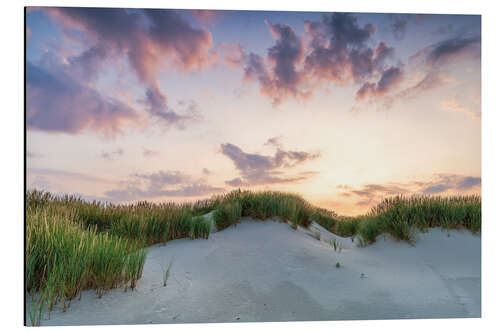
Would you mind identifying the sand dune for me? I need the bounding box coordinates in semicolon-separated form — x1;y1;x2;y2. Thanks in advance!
32;217;481;325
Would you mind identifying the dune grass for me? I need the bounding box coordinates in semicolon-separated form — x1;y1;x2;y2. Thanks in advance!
25;190;216;324
211;190;316;230
352;195;481;245
26;207;147;316
25;189;480;324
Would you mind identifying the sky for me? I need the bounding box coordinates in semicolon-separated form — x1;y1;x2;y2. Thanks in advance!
26;7;481;215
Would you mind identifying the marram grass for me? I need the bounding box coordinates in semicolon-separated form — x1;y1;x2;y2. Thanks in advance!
354;194;481;245
26;189;480;324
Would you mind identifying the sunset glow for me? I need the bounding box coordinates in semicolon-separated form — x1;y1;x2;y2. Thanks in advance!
26;8;481;215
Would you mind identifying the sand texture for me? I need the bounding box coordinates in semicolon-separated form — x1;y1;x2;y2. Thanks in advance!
30;217;481;325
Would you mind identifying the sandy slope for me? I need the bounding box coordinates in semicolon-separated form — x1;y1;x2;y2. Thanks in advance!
30;217;481;326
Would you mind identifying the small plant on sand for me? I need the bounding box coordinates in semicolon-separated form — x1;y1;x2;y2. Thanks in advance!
356;236;366;248
330;238;342;252
163;261;173;287
336;262;340;268
312;231;321;240
28;290;45;327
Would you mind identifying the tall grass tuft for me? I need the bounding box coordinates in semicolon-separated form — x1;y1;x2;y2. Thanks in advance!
213;201;242;231
348;194;481;245
211;190;318;229
371;195;481;241
357;217;379;245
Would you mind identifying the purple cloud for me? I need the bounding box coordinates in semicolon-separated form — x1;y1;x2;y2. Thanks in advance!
395;35;480;103
337;173;481;206
104;169;224;201
238;13;398;105
35;7;214;129
304;13;377;82
390;16;407;40
426;36;481;66
220;142;320;186
356;66;404;100
101;149;124;160
27;60;140;135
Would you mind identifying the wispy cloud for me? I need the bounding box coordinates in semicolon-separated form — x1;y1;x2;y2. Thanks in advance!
27;59;141;136
103;170;225;202
142;147;160;157
356;66;404;100
390;15;408;41
28;168;117;183
337;173;481;207
264;136;283;147
425;36;481;66
221;141;320;186
354;32;480;111
101;148;124;160
441;99;481;119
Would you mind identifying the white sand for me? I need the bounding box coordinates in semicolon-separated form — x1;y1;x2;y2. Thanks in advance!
30;217;481;325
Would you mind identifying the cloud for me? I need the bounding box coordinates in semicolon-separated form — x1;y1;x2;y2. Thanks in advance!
441;99;481;119
220;142;320;186
397;35;480;101
27;167;224;202
101;148;124;160
390;16;407;41
132;170;189;188
420;174;481;194
357;33;480;111
190;10;222;25
38;7;214;129
47;8;214;77
456;176;481;190
218;42;246;68
264;136;283;147
104;169;224;201
264;21;306;104
337;173;481;206
356;66;404;100
143;84;202;128
303;13;378;83
27;60;141;135
388;14;430;40
28;168;118;186
202;168;212;175
240;20;310;106
237;13;399;105
142;147;159;157
104;183;224;202
426;36;481;66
